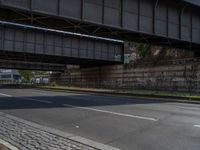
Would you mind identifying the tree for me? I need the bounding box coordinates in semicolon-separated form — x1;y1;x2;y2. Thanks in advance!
136;43;151;58
19;70;33;83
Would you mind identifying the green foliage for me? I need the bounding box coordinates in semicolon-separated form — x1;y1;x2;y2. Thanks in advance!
34;71;50;76
19;70;33;82
136;43;151;58
50;81;57;87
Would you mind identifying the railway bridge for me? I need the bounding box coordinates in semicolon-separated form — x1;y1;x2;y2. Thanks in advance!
0;0;199;70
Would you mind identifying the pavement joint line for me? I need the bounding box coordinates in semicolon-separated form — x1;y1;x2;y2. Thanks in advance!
0;112;120;150
0;93;12;97
194;125;200;128
63;104;158;122
0;139;19;150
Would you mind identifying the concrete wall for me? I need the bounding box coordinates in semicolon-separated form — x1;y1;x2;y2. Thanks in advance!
51;58;200;93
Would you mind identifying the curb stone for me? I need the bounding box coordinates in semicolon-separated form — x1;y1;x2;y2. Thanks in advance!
37;87;200;105
0;139;19;150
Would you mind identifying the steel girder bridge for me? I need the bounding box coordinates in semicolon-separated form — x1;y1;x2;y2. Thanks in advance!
0;59;67;71
0;0;199;48
0;21;123;67
0;0;199;70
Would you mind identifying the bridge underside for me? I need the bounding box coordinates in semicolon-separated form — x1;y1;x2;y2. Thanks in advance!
0;0;199;49
0;50;120;67
0;59;67;71
0;23;123;67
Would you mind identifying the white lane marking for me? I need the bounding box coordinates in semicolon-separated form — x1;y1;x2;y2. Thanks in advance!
63;104;158;121
0;92;52;103
31;91;47;95
194;125;200;128
0;93;12;97
20;97;52;104
178;106;200;110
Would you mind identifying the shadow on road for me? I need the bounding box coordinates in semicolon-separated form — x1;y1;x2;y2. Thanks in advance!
0;87;173;110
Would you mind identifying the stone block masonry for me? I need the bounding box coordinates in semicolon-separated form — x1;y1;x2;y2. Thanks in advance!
51;58;200;93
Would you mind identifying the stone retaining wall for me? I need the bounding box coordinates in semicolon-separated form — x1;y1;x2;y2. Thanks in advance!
51;59;200;93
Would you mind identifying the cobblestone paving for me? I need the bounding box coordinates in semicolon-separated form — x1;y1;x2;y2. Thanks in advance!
0;113;99;150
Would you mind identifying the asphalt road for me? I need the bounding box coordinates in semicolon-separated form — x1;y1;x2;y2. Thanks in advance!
0;87;200;150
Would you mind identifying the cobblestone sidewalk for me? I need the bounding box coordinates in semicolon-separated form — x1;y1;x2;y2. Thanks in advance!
0;112;119;150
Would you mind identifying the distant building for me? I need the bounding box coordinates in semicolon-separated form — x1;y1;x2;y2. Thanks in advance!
0;69;21;83
31;71;51;84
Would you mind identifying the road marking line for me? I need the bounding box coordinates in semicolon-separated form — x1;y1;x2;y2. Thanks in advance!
178;106;200;110
0;92;52;104
63;104;158;121
31;91;47;95
194;125;200;128
21;97;52;104
0;93;12;97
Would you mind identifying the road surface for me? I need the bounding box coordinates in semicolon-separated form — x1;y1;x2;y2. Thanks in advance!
0;87;200;150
